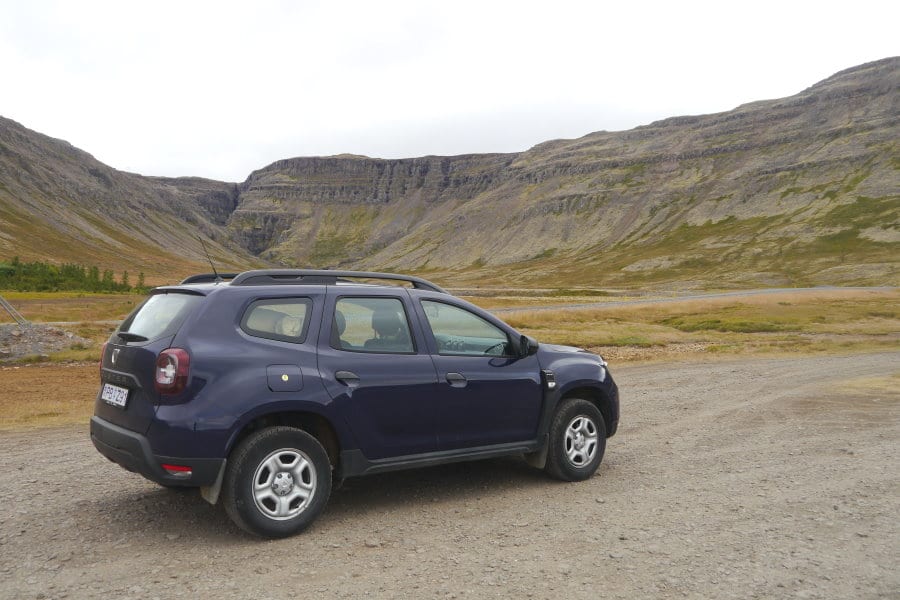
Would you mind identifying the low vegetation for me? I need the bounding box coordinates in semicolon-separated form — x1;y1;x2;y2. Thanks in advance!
0;291;144;322
486;289;900;361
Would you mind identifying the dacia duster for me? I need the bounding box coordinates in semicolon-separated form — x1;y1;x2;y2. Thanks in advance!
91;270;619;538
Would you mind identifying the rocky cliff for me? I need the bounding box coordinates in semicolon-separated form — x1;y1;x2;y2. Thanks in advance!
223;57;898;287
1;57;897;287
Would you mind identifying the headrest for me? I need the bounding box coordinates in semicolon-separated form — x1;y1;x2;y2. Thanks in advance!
277;315;303;337
372;307;403;337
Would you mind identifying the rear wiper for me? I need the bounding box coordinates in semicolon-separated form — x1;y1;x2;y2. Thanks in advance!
116;332;149;342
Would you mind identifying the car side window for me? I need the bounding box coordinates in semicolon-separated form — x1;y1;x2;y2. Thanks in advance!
421;300;511;356
241;298;311;343
333;297;415;354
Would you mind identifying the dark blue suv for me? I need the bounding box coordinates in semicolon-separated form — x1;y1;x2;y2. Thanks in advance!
91;270;619;538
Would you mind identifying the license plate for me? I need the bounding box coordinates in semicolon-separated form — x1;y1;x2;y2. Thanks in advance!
101;383;129;408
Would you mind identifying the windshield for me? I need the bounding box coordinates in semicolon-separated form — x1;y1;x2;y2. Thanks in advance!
119;292;203;341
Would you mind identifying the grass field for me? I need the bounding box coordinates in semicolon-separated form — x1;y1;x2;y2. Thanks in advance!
2;287;898;365
496;288;899;361
0;287;897;430
0;291;144;322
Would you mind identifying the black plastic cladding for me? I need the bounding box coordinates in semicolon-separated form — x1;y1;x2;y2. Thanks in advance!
214;269;449;294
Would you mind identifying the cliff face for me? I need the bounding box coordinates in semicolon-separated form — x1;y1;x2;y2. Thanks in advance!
230;153;516;261
224;57;898;287
1;57;897;287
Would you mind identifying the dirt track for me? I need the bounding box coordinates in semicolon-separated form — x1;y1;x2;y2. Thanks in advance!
1;353;898;599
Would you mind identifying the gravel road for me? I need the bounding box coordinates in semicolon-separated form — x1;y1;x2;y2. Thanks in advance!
1;353;897;599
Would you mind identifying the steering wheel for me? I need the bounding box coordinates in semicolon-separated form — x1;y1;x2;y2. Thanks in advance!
483;342;507;356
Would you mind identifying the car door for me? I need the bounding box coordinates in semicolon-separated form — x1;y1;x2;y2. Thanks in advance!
414;297;543;451
316;289;440;460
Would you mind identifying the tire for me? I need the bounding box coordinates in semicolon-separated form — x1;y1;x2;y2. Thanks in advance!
222;426;332;538
544;398;606;482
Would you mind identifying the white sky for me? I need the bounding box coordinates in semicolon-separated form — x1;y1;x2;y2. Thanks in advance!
1;0;897;182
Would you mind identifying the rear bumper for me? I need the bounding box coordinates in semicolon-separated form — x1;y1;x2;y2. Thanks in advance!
90;416;224;487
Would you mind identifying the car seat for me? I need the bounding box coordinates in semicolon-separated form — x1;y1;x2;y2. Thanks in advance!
364;307;411;351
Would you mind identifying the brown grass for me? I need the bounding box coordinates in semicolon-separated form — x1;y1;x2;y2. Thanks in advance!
483;289;900;362
1;287;897;430
0;291;144;323
0;363;98;430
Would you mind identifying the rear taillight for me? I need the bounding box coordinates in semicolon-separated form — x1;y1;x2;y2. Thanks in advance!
161;464;193;479
155;348;190;394
99;342;108;377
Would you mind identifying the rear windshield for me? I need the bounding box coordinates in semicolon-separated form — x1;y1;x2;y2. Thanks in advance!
119;292;203;341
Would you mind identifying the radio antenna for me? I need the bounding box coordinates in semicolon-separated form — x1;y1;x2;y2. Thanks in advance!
198;236;221;282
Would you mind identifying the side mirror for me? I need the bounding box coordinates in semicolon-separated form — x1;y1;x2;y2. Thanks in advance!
519;334;539;358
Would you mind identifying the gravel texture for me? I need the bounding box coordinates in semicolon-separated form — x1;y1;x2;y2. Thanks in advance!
0;353;897;599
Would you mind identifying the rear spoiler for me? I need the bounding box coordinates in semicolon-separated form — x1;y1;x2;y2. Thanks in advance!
179;273;239;284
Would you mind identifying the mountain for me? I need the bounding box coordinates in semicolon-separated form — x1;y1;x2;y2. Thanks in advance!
0;118;259;279
1;57;898;288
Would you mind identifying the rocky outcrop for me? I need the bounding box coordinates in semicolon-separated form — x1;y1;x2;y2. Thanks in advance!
240;154;514;206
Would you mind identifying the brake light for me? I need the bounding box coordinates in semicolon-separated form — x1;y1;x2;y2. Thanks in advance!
155;348;190;394
99;342;108;377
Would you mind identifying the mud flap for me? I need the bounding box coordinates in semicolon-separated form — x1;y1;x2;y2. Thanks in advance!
200;460;227;505
523;435;549;469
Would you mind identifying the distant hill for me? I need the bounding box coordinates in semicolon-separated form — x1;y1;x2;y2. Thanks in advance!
0;119;259;280
1;57;897;288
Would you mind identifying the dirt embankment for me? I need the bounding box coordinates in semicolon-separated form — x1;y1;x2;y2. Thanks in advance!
0;353;897;599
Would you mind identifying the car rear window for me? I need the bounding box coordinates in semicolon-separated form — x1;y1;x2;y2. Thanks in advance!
119;293;203;341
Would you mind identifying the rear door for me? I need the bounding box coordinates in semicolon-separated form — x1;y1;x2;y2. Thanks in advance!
95;291;204;434
316;289;439;460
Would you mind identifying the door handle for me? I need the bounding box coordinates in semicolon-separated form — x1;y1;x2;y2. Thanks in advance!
335;370;360;387
445;372;467;388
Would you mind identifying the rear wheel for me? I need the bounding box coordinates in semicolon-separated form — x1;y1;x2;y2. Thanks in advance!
544;398;606;481
222;426;331;538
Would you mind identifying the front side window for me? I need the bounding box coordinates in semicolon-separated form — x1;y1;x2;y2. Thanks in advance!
421;301;511;356
241;298;311;343
333;297;414;354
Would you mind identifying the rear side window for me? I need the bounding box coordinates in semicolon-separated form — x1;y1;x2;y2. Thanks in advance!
333;297;415;353
241;298;312;343
120;293;203;341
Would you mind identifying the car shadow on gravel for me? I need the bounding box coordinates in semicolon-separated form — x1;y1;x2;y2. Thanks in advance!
325;456;555;519
73;485;246;544
82;456;559;542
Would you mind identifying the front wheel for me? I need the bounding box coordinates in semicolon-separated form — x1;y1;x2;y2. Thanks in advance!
544;398;606;481
222;426;332;538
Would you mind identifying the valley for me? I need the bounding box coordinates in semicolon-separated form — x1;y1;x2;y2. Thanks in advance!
1;57;897;289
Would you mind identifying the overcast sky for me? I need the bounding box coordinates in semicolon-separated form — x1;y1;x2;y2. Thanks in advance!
1;1;897;182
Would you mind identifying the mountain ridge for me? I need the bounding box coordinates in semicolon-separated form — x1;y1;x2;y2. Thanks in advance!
1;57;897;288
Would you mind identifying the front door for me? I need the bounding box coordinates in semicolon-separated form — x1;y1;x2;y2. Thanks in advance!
416;299;543;451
